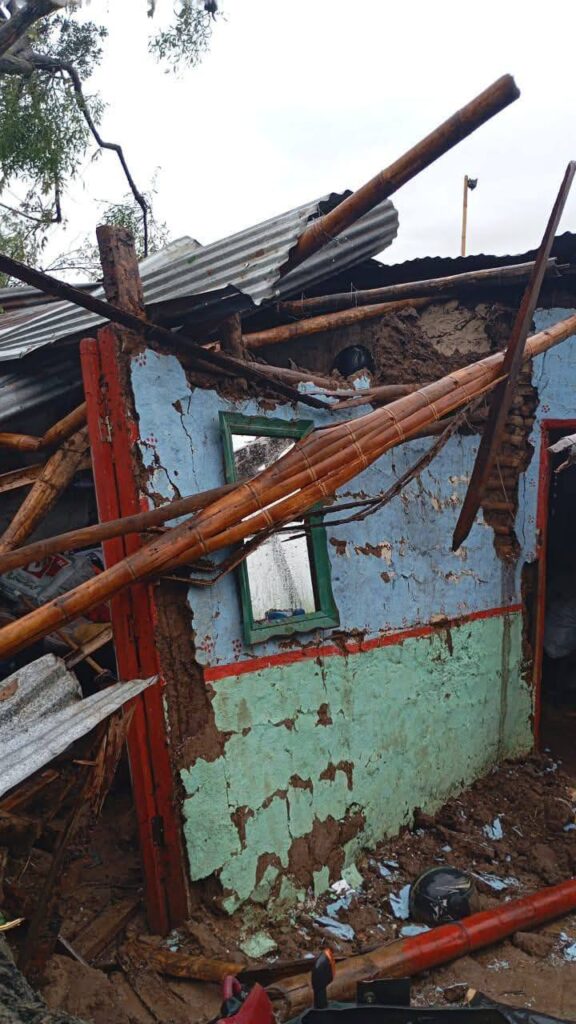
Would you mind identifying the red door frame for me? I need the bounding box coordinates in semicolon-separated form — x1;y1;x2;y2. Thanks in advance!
80;328;188;934
533;417;576;748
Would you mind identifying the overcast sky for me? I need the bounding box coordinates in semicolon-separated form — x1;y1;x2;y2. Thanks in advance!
52;0;576;269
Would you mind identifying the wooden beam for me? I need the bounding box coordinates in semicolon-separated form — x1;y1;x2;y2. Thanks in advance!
0;253;328;410
244;298;429;350
277;259;560;317
0;481;236;576
452;161;576;550
0;426;90;555
0;402;86;453
285;75;520;270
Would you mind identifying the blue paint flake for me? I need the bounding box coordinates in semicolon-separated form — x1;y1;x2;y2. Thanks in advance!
389;884;411;920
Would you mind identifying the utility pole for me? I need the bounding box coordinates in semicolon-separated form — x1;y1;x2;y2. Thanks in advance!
460;174;478;256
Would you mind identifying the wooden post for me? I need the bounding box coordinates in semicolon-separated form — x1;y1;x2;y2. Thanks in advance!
82;225;189;933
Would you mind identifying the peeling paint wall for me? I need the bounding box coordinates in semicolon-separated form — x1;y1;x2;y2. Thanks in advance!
128;306;576;910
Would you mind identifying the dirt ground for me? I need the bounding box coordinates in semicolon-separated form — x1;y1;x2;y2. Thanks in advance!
13;745;574;1024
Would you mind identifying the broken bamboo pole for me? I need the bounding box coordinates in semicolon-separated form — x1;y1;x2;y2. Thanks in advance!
270;878;576;1019
0;426;90;555
244;299;429;350
284;75;520;271
0;481;236;576
277;259;559;316
0;402;87;453
0;312;574;661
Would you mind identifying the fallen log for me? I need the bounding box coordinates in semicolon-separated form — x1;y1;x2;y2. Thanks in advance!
244;298;429;350
277;258;560;316
0;310;574;661
0;426;90;555
269;878;576;1020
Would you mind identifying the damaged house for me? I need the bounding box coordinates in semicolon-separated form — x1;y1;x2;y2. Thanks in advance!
0;74;575;1010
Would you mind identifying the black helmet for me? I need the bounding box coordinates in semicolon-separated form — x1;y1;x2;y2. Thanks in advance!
409;867;477;925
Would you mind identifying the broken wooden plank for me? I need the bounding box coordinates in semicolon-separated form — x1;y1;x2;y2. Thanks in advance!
72;897;141;962
0;457;91;496
452;161;576;550
119;947;192;1024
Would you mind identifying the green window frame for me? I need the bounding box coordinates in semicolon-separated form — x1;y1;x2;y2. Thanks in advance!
219;412;339;645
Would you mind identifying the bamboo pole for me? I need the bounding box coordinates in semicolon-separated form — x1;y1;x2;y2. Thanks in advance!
0;481;236;575
244;299;429;350
271;879;576;1019
277;259;559;317
0;312;574;660
285;75;519;270
0;402;86;452
0;426;90;555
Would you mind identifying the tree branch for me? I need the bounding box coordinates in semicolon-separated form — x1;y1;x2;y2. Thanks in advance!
31;54;149;254
0;0;65;59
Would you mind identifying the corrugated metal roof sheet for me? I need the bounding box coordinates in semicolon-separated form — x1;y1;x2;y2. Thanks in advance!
357;231;576;288
0;653;157;798
0;355;81;425
0;193;398;362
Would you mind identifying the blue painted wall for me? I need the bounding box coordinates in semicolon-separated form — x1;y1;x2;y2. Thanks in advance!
128;308;576;906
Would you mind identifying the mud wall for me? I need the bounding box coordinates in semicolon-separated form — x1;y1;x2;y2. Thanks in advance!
127;306;576;911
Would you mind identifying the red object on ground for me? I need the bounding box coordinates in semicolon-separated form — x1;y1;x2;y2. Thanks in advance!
272;879;576;1017
218;979;274;1024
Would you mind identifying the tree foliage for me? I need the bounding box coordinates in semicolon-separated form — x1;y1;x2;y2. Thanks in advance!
0;1;219;280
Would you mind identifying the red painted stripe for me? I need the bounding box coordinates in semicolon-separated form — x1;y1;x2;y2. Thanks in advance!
204;603;523;682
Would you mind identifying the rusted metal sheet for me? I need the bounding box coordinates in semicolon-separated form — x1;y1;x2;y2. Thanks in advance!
0;653;156;799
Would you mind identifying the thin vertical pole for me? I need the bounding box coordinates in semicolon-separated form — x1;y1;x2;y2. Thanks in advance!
461;174;469;256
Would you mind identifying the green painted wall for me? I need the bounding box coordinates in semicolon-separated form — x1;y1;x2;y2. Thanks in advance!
181;611;532;911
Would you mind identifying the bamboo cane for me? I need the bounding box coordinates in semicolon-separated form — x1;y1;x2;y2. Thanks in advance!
277;259;559;316
285;75;519;270
0;402;86;452
0;426;90;555
270;879;576;1019
0;313;574;660
243;299;429;350
0;480;236;576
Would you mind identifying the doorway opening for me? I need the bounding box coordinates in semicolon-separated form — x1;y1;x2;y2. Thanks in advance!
538;424;576;775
